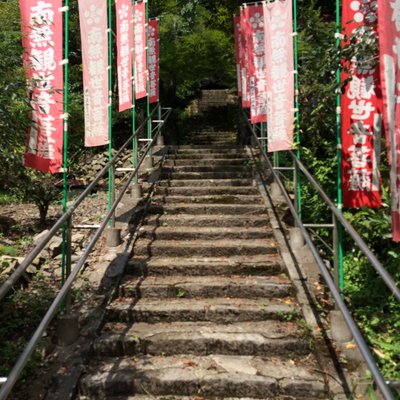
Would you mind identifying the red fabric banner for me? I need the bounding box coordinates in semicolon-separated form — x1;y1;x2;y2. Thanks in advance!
341;0;382;209
134;1;147;100
20;0;64;173
148;19;159;104
79;0;109;147
246;5;267;124
378;0;400;241
116;0;133;112
233;15;242;97
240;6;250;108
264;0;294;152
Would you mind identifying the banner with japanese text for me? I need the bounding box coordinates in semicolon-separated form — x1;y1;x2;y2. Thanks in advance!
341;0;382;209
264;0;294;152
148;18;159;104
116;0;133;112
378;0;400;241
240;6;250;108
233;15;242;97
79;0;109;147
134;1;147;100
20;0;64;173
247;5;267;124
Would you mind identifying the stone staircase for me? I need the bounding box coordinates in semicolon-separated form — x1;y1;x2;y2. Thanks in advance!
78;128;331;399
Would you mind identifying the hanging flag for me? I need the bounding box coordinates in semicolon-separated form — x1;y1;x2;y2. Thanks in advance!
240;6;250;108
134;1;147;100
116;0;133;112
148;18;159;104
264;0;294;152
20;0;64;173
341;0;382;209
233;15;242;97
246;4;267;124
78;0;109;147
378;0;400;241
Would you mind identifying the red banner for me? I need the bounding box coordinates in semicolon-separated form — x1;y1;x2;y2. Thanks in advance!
240;6;250;108
234;15;242;97
341;0;382;209
264;0;294;152
148;19;159;104
378;0;400;241
79;0;109;147
134;1;147;100
246;5;267;124
116;0;133;112
20;0;64;173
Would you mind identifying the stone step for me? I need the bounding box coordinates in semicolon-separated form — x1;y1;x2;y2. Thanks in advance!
143;213;269;227
165;158;249;166
79;355;327;399
151;194;263;205
133;238;278;257
155;185;259;196
157;178;254;187
188;140;236;145
117;275;293;299
172;153;248;160
105;297;300;324
93;320;309;358
160;171;252;180
80;396;305;400
138;226;272;240
126;255;284;276
162;165;251;173
177;144;238;150
147;203;266;215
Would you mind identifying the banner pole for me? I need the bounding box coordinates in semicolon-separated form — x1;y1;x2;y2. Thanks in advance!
61;0;70;301
132;0;137;183
293;0;302;220
145;0;151;160
336;0;344;295
108;0;115;227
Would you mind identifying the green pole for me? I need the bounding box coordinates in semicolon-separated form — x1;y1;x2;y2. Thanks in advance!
61;0;69;290
336;0;344;295
132;0;137;182
108;0;115;227
145;0;151;158
293;0;302;220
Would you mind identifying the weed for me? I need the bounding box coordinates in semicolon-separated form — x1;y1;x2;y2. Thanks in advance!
176;288;186;298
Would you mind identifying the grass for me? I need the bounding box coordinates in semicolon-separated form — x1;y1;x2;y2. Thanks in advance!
0;190;18;205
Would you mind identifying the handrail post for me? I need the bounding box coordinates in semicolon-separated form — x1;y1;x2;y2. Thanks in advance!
333;212;340;295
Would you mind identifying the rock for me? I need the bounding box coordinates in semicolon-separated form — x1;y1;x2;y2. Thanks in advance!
48;237;63;258
34;229;50;244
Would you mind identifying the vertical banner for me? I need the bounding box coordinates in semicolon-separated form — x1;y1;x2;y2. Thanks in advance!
341;0;382;209
148;19;159;104
378;0;400;241
116;0;133;112
20;0;64;173
247;5;267;124
78;0;109;147
264;0;294;152
240;6;250;108
233;15;242;97
134;1;147;99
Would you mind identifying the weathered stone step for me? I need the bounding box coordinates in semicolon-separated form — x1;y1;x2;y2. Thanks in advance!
155;185;259;196
133;238;277;257
105;297;299;324
79;355;327;399
118;274;293;299
157;178;254;187
93;320;309;358
138;226;271;240
143;213;269;227
81;396;304;400
147;203;266;216
165;158;249;166
151;194;262;205
172;153;248;160
160;171;252;180
126;255;284;276
163;165;251;173
188;140;236;145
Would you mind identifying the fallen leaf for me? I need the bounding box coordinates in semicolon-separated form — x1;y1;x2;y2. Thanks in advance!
183;359;198;368
346;343;356;349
